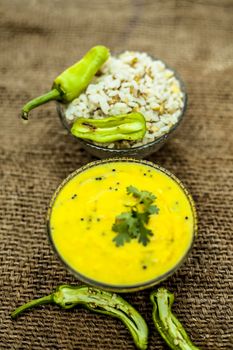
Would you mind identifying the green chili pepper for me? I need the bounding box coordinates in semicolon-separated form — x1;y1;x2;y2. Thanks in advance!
150;288;200;350
12;285;148;350
71;112;146;143
21;45;109;120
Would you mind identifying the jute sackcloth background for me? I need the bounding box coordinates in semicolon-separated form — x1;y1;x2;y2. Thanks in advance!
0;0;233;349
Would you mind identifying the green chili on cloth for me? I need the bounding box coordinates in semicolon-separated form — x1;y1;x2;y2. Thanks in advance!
12;285;149;350
150;288;200;350
21;45;109;119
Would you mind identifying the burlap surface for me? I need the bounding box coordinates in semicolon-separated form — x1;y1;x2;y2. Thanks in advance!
0;0;233;348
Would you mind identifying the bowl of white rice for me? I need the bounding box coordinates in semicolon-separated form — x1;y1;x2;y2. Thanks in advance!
57;51;187;158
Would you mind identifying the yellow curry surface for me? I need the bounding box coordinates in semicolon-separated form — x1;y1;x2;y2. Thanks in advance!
50;161;195;286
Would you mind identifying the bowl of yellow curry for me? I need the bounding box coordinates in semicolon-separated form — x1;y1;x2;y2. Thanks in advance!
47;159;197;292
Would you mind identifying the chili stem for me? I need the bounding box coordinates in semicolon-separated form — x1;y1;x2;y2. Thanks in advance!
21;88;60;120
11;294;53;318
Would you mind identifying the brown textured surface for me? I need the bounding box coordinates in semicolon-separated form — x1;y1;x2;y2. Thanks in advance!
1;0;233;349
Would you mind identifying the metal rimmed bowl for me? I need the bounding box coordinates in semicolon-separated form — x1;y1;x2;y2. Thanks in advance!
56;57;187;159
47;158;197;292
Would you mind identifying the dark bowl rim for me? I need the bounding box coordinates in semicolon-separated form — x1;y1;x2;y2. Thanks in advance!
47;158;198;292
56;54;188;153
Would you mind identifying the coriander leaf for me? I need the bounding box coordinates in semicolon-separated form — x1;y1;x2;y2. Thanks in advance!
127;186;156;202
138;224;153;246
117;212;139;238
112;212;139;246
137;211;150;224
148;205;160;215
112;186;159;247
113;230;131;247
127;185;141;198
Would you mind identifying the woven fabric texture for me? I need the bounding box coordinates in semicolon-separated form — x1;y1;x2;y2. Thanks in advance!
0;0;233;349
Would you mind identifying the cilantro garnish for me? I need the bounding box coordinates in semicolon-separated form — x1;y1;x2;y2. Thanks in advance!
112;186;159;247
